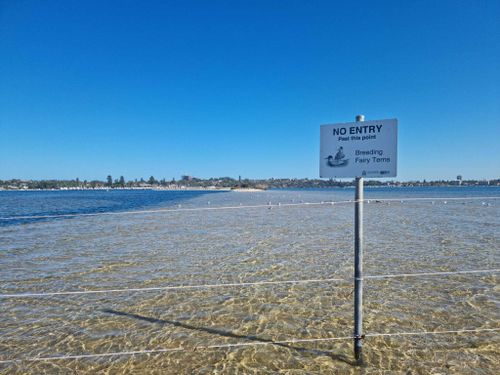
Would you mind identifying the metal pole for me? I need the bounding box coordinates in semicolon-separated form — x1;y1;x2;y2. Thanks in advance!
354;114;364;365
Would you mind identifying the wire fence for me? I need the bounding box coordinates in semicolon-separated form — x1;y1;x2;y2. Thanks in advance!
0;196;498;221
1;195;499;365
1;268;498;299
1;328;498;364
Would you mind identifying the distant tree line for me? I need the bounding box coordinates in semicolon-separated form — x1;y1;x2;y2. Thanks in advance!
0;176;499;190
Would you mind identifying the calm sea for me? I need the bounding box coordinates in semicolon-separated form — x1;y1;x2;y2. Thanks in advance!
0;187;499;374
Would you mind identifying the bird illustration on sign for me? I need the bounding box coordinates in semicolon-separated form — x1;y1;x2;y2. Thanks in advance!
326;147;349;167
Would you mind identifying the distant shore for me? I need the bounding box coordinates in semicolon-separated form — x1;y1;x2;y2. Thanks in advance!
2;185;499;193
1;177;499;191
0;186;270;192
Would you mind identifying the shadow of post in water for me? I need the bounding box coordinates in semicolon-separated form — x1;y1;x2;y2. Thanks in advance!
101;308;355;366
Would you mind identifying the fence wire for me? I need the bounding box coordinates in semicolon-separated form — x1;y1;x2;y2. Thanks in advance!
0;328;498;364
0;196;498;221
1;268;497;299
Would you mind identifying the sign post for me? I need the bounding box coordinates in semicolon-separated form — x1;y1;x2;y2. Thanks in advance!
320;115;397;365
353;115;364;365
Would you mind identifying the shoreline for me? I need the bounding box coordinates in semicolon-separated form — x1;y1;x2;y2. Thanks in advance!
0;185;498;192
0;187;266;192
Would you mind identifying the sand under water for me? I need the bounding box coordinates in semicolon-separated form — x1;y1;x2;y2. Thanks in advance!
0;188;499;374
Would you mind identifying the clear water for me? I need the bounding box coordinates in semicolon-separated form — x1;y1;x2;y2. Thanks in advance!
0;187;499;374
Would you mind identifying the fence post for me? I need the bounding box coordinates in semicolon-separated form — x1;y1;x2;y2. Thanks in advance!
354;114;364;365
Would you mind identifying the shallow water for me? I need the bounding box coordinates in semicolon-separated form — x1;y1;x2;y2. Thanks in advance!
0;187;499;374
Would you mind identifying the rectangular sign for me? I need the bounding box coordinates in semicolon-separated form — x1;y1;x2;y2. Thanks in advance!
320;119;397;178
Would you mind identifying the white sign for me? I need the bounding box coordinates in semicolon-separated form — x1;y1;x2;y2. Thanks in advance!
320;119;397;178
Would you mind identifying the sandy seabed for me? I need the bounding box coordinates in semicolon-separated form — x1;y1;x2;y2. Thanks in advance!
1;189;499;374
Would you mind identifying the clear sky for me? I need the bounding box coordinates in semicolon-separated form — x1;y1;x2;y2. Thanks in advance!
1;0;499;181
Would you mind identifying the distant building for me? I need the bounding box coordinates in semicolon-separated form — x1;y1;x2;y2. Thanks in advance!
181;175;193;181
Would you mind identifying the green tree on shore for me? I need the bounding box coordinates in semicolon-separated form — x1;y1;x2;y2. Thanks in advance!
106;175;113;187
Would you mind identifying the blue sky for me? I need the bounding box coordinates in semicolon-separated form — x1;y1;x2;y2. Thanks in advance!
1;0;498;181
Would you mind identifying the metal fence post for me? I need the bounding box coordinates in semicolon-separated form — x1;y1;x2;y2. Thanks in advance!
354;114;364;365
